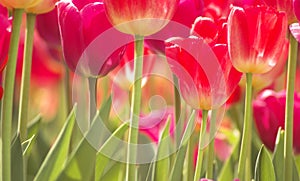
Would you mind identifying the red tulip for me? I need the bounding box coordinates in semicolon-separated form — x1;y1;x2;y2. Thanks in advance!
103;0;179;36
145;0;204;53
57;0;126;77
110;42;156;90
227;6;287;74
253;89;300;153
256;0;296;23
165;36;242;110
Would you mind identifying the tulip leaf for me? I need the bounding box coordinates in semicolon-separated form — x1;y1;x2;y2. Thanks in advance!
22;134;36;156
11;134;24;181
155;116;171;181
272;128;284;181
33;106;76;181
100;161;125;181
218;128;240;181
255;145;276;181
95;122;129;180
23;115;42;157
169;110;195;181
57;97;112;181
296;156;300;178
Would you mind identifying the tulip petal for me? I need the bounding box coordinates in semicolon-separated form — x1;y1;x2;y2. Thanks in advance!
290;23;300;42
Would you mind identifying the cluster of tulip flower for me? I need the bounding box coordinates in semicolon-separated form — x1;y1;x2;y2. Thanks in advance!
1;0;300;181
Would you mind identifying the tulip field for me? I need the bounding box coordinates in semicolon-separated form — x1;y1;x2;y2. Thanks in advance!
1;0;300;181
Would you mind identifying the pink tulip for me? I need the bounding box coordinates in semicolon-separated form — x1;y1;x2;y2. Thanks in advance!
0;4;10;100
227;6;288;74
294;0;300;21
139;108;175;143
103;0;179;36
57;0;126;77
253;89;300;153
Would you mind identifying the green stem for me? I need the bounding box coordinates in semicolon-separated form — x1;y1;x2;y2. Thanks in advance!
1;9;23;181
284;34;298;181
88;77;97;123
194;110;208;181
206;109;217;179
125;35;144;181
173;75;181;146
18;13;36;142
237;73;253;180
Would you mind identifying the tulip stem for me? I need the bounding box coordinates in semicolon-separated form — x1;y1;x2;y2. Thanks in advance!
206;109;217;179
18;13;36;142
125;35;144;181
1;8;23;181
284;34;298;181
237;73;252;180
173;75;181;145
88;77;97;122
194;109;208;181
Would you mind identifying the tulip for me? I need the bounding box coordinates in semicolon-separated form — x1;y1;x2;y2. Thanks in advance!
145;0;204;53
139;108;175;143
294;0;300;21
57;0;126;77
110;42;156;90
253;89;300;153
0;0;42;9
26;0;57;14
0;5;10;100
103;0;179;36
228;6;288;74
258;0;296;23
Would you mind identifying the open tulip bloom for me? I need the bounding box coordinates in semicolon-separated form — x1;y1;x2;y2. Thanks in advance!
2;1;300;181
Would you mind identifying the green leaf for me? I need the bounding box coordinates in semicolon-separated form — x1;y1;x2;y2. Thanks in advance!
11;134;24;181
155;116;171;181
272;128;284;181
218;128;240;181
23;114;41;157
100;161;125;181
169;110;195;181
296;156;300;178
58;97;112;181
34;106;76;181
255;145;276;181
293;157;300;181
95;122;129;180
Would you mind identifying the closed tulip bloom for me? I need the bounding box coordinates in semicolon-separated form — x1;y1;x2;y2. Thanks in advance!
228;6;287;74
57;0;125;77
253;89;300;153
103;0;179;36
165;36;241;110
0;0;42;9
26;0;57;14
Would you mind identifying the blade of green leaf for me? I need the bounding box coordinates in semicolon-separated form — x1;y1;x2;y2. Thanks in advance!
294;157;300;181
218;128;240;181
169;110;195;181
11;134;24;181
95;122;129;180
255;145;276;181
22;114;41;157
57;97;112;181
33;106;76;181
296;156;300;178
272;128;284;181
22;134;36;156
155;116;171;181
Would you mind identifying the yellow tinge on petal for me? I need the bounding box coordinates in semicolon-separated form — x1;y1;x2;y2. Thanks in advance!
26;0;57;14
0;0;43;9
